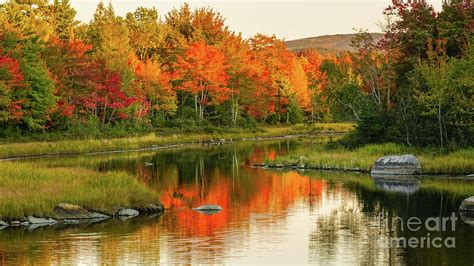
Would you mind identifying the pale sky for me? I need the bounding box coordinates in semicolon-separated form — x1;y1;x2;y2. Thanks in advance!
21;0;447;40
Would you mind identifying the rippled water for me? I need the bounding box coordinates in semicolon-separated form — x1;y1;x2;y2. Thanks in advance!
1;139;473;265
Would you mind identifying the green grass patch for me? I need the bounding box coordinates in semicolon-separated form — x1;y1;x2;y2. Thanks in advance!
0;162;160;219
266;142;474;175
312;122;356;132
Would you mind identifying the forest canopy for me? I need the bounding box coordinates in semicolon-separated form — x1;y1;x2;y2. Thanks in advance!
0;0;472;147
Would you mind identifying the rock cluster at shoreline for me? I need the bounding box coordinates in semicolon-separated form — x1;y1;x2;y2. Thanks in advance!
0;202;164;231
252;154;472;177
251;160;368;173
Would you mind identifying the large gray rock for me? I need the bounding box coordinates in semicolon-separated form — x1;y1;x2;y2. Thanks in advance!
460;196;474;212
192;205;223;215
27;216;58;225
0;221;8;227
371;154;422;175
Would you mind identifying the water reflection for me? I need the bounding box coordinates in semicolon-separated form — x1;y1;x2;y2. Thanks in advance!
1;140;473;265
460;212;474;226
372;175;421;194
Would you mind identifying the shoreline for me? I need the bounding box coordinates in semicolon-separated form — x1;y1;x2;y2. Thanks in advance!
251;163;474;178
0;130;347;161
0;202;165;231
256;142;474;176
0;124;353;225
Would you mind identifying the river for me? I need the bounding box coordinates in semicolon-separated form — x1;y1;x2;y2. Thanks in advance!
1;139;473;265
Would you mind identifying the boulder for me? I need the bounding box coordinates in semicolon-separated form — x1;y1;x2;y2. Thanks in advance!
192;205;223;215
371;154;422;175
116;207;139;217
459;196;474;212
27;216;58;225
0;221;8;227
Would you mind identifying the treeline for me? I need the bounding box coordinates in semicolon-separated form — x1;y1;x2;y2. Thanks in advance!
338;1;473;147
0;1;472;147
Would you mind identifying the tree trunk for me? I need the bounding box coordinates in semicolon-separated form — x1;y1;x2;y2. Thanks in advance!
102;98;108;126
438;102;443;147
194;95;198;116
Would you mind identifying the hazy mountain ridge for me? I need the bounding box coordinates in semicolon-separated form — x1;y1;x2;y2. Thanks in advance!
285;33;384;53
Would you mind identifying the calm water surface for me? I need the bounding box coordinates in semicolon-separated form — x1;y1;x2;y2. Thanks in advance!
1;139;473;265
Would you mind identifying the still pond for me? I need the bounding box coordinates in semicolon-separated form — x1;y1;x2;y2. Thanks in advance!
1;139;473;265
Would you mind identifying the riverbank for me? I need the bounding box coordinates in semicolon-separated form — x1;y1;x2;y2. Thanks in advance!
0;124;354;159
0;124;353;220
260;142;474;175
0;161;161;220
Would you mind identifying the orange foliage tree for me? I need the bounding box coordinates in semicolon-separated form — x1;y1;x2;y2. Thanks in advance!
250;34;310;122
173;41;230;120
130;54;177;121
299;50;329;120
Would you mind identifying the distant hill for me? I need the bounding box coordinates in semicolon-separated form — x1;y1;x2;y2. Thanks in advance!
285;33;384;53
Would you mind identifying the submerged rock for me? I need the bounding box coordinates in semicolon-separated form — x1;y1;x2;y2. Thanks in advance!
116;208;139;217
459;196;474;212
371;154;422;175
192;205;223;215
27;216;58;225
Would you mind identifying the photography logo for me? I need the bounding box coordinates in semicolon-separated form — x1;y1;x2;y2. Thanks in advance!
379;213;457;248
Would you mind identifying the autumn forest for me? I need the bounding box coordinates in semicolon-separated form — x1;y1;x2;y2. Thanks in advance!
0;0;472;148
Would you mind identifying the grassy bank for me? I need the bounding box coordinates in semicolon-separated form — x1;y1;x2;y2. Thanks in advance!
0;162;160;219
0;124;354;159
265;142;474;175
